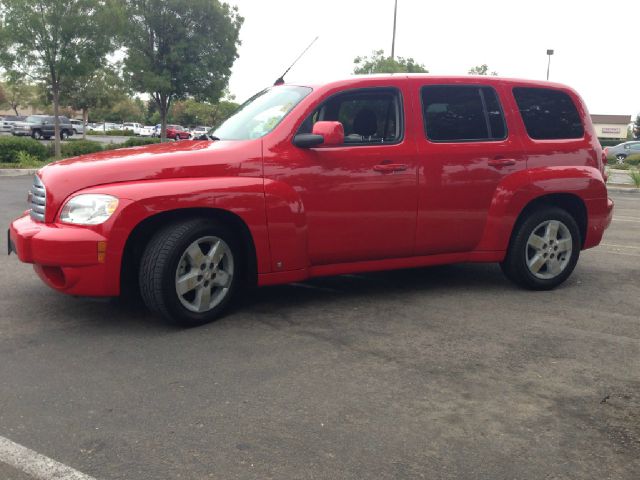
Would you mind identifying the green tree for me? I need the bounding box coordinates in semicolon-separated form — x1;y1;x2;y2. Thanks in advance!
210;100;238;129
59;66;126;138
634;114;640;139
0;75;40;115
169;97;238;128
468;64;498;76
120;0;243;140
0;0;119;155
353;49;428;74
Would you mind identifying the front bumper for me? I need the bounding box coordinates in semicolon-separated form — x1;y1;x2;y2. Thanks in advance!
8;214;117;296
12;130;31;136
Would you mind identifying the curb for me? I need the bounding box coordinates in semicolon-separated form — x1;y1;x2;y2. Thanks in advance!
607;186;640;195
0;169;38;177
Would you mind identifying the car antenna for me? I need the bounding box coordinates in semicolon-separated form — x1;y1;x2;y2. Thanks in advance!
274;36;319;86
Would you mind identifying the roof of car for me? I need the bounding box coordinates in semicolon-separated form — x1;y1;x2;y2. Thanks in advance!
282;74;576;92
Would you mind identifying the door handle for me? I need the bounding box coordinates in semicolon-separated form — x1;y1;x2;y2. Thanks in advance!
373;163;408;173
488;158;516;167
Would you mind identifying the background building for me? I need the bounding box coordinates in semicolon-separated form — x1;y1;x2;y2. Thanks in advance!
591;114;631;140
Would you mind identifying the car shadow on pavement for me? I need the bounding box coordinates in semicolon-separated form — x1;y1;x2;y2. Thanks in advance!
36;263;513;332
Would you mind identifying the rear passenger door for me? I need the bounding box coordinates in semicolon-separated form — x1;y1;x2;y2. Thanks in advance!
412;81;527;255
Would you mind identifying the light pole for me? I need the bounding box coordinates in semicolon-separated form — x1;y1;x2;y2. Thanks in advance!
546;49;554;81
391;0;398;60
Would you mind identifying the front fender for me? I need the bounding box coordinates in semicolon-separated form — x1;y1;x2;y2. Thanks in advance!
77;177;271;294
476;166;608;252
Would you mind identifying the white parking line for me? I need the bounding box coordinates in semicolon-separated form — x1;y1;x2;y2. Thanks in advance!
0;436;97;480
612;216;640;223
601;243;640;250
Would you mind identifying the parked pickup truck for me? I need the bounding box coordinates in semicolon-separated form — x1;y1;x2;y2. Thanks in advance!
8;75;613;326
12;115;74;140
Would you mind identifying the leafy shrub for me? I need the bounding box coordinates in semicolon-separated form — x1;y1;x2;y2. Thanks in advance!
122;137;161;147
60;140;104;158
609;162;631;170
0;137;49;163
630;169;640;188
14;151;45;167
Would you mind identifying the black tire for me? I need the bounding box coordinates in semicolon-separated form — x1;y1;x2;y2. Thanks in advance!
500;207;581;290
616;154;626;163
32;130;42;140
139;219;241;326
60;130;69;140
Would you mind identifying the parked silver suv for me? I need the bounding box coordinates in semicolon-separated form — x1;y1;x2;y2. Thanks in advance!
0;115;26;134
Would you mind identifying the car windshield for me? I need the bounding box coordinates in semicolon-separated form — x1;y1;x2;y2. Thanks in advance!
213;86;312;140
25;116;45;124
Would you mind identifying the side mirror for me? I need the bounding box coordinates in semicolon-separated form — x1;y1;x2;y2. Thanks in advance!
293;121;344;148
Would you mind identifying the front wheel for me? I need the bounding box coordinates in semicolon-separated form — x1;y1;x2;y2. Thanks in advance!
616;154;626;164
500;207;581;290
139;219;239;326
60;130;69;140
32;130;42;140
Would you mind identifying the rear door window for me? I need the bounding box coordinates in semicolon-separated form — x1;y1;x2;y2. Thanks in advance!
513;87;584;140
421;85;507;142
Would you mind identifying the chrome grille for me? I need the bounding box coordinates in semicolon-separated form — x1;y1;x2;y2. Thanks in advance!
29;175;46;222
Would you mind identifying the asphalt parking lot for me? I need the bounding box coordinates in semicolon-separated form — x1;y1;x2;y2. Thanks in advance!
0;176;638;479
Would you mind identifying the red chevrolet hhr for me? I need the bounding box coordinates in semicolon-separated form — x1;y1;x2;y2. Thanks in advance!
9;75;614;326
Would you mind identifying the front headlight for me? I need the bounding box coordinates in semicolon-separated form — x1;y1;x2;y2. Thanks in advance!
60;194;119;225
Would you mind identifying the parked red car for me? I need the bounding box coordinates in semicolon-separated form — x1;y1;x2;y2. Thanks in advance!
9;75;613;326
166;124;191;140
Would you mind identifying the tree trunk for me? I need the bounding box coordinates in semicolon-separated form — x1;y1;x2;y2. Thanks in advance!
159;94;169;142
82;108;88;140
12;104;19;116
52;84;61;157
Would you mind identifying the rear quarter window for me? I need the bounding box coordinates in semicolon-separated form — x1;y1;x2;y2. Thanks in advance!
513;87;584;140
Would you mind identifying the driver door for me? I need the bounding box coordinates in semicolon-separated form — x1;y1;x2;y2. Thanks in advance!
264;86;419;266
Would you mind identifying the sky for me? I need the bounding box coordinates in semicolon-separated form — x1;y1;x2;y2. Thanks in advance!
226;0;639;117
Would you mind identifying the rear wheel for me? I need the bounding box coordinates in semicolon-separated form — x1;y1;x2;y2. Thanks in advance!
32;130;42;140
139;219;239;326
500;207;581;290
60;130;69;140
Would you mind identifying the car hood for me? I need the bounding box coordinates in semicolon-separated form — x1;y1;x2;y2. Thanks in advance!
38;139;262;219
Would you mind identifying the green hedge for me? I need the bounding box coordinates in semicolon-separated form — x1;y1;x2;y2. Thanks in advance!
0;137;49;163
60;140;104;158
87;129;134;136
599;138;626;147
626;154;640;166
122;137;161;147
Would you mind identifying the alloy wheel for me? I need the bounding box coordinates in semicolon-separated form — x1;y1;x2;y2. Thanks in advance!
525;220;573;280
174;236;234;313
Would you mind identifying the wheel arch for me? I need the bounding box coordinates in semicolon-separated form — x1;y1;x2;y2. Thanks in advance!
120;207;258;297
510;193;588;249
